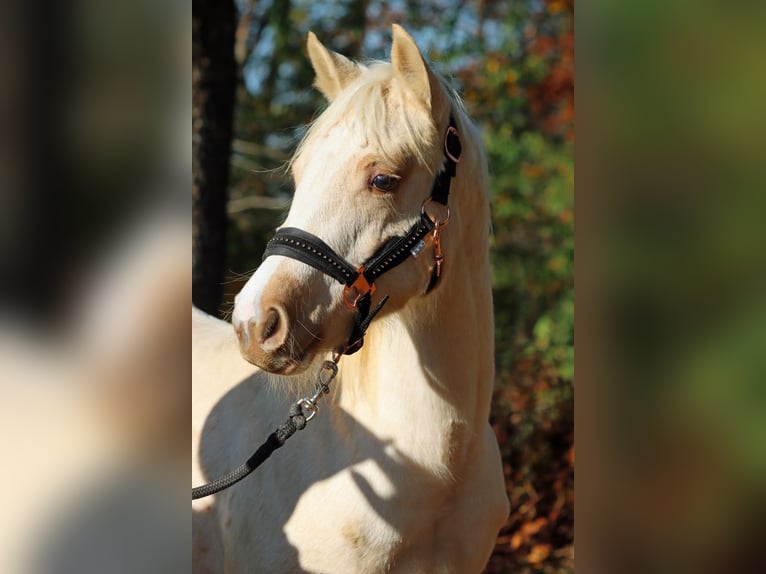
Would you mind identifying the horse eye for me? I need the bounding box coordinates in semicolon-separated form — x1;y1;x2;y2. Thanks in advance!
370;174;399;193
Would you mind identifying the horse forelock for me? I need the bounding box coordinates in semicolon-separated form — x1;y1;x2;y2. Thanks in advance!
292;62;461;176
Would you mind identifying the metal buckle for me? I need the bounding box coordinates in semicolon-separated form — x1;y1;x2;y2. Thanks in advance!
342;267;376;310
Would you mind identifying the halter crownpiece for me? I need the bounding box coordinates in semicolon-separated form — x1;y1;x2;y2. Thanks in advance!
262;115;462;355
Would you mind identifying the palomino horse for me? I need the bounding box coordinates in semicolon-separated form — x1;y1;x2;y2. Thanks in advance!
192;25;508;573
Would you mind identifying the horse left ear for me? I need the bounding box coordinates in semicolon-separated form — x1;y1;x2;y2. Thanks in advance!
391;24;447;115
307;31;362;101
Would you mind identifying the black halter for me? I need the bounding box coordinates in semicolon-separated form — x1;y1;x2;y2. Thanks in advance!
262;115;462;355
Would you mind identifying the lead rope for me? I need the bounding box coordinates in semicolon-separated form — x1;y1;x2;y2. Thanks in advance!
192;356;340;500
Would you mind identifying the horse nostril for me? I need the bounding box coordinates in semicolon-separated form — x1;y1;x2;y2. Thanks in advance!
257;306;288;350
261;308;279;341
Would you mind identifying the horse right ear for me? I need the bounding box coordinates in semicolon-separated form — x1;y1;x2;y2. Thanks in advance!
307;31;362;101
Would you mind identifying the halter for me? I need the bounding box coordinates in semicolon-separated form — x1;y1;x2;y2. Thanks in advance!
262;115;462;355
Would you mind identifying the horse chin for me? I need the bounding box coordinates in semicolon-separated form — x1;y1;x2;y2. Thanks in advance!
278;349;315;376
239;339;318;376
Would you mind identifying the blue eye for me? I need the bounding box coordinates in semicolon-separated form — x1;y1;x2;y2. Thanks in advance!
370;174;399;193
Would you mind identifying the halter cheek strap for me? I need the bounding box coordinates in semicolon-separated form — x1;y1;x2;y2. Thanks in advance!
262;115;462;355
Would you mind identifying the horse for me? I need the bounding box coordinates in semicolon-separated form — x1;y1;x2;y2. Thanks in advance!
192;24;509;573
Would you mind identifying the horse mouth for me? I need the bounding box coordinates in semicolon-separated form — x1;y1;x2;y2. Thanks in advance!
278;340;317;375
234;313;323;375
239;342;317;375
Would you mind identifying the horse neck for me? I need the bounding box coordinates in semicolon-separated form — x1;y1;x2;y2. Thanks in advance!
333;138;494;474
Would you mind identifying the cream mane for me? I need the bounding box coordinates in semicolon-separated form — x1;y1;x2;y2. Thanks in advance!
293;61;464;175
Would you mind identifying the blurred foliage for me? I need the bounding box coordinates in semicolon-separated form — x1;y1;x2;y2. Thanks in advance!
580;1;766;571
223;1;573;571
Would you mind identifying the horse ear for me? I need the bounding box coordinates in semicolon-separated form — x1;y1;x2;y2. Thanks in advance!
307;31;361;101
391;24;445;114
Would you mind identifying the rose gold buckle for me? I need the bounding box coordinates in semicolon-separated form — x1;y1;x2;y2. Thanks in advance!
343;267;376;310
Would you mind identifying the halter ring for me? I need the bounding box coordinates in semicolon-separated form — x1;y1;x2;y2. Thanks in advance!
421;197;451;228
445;126;461;163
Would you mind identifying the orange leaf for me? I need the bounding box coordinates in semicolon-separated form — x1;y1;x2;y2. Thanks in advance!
510;533;523;550
521;516;548;537
526;543;552;564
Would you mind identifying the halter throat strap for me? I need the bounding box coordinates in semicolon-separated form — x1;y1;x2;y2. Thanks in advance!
261;115;461;355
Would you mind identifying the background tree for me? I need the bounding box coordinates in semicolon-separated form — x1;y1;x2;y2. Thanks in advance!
192;0;237;314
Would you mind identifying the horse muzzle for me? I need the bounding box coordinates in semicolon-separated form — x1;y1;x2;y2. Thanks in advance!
232;299;320;375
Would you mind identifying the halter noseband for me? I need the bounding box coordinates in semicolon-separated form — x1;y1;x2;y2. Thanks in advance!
262;115;462;355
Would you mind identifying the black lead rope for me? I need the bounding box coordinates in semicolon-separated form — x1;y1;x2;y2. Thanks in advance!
192;403;307;500
193;359;340;500
192;116;461;500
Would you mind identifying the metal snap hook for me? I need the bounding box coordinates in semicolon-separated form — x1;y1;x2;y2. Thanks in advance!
297;357;340;423
298;398;319;422
318;360;338;391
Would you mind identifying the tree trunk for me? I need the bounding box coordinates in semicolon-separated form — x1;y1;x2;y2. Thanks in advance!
192;0;236;316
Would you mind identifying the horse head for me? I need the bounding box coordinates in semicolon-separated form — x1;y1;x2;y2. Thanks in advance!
233;25;459;374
